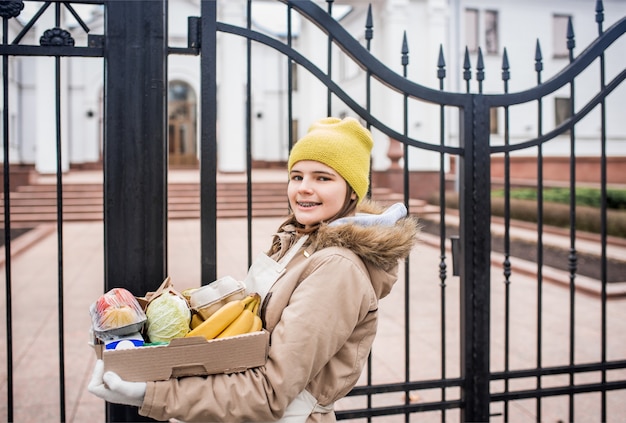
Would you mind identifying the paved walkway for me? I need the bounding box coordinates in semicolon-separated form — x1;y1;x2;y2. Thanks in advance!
1;170;625;422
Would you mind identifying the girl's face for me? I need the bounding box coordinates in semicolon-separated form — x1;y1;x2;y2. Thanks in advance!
288;160;356;228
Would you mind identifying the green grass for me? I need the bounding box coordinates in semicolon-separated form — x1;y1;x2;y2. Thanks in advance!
430;187;626;238
492;187;626;210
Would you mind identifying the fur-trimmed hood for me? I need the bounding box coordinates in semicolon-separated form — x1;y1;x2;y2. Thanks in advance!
309;200;420;299
312;200;419;271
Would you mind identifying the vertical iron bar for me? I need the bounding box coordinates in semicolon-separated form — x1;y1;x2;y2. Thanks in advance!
200;0;218;283
364;7;373;420
286;4;295;214
287;4;294;151
596;2;608;420
364;5;373;200
326;0;332;115
104;1;168;420
400;32;410;423
459;95;491;423
246;0;253;268
55;56;67;423
54;3;66;419
566;19;577;421
534;39;545;423
164;0;169;278
501;48;511;423
2;15;13;423
436;44;448;423
460;48;492;422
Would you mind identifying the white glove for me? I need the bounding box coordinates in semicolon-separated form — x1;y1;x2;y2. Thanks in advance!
88;359;146;408
330;202;407;227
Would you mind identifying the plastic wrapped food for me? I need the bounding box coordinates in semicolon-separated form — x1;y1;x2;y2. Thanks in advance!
145;292;191;343
90;288;147;338
190;276;246;320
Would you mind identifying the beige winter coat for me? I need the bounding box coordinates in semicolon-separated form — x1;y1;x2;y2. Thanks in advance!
139;201;419;422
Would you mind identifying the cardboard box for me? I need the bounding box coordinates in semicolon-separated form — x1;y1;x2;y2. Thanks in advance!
92;330;269;382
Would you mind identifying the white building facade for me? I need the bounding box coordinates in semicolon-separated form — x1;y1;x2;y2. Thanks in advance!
6;0;626;181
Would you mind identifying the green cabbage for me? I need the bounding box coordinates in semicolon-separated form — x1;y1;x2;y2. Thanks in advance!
145;293;191;343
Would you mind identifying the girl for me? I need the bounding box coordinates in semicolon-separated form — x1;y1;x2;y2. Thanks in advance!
89;116;420;422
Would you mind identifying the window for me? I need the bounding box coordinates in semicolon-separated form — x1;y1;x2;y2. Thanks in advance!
290;61;298;92
490;108;498;134
168;81;198;166
554;97;571;132
465;8;479;53
292;119;299;146
485;10;498;54
465;9;499;55
553;14;571;58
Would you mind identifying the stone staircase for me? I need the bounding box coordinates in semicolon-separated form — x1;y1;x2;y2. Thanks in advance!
1;180;430;226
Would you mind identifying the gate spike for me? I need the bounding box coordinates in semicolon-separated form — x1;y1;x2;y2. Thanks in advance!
463;46;472;82
437;44;446;81
501;48;510;82
595;0;604;33
595;0;604;17
534;39;543;73
401;31;409;67
566;17;575;52
365;4;373;42
476;47;484;93
476;47;485;82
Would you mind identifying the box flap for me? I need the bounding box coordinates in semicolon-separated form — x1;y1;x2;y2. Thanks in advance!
100;330;269;382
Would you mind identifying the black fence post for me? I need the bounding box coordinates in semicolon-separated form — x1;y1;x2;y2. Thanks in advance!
200;0;218;284
103;0;168;421
458;95;492;422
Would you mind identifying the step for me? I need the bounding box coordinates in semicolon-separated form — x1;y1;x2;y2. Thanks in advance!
1;181;427;225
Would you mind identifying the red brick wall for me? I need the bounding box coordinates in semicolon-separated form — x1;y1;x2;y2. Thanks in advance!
490;156;626;185
372;156;626;201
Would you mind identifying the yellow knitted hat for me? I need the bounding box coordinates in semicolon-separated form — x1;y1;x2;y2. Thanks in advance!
288;117;373;202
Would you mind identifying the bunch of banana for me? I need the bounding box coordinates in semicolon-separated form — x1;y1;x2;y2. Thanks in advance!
186;293;262;340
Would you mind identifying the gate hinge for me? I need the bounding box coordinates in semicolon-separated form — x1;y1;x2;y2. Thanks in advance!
88;34;105;49
188;16;201;49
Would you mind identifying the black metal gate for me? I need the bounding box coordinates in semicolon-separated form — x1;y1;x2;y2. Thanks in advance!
2;1;625;422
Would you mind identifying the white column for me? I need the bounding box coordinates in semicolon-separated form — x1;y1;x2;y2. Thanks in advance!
374;0;450;172
35;14;69;173
217;1;247;173
371;0;410;171
296;11;330;138
15;29;38;164
250;48;289;163
35;59;70;174
81;59;105;163
410;0;448;171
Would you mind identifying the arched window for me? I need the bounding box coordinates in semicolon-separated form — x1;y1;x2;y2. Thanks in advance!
168;81;198;166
